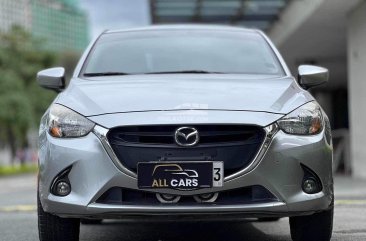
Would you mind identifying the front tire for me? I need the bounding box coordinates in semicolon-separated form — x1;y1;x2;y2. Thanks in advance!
38;195;80;241
289;207;333;241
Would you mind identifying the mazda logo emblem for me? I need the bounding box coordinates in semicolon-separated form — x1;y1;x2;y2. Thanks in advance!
174;127;199;147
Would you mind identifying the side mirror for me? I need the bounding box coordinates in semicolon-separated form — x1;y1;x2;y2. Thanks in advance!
37;67;65;92
298;65;329;89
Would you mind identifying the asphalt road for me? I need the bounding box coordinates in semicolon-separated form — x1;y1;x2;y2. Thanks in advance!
0;174;365;241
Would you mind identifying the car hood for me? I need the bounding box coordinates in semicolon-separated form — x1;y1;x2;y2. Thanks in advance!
56;74;314;117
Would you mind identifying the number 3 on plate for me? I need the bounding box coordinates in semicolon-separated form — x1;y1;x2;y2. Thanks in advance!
214;168;221;181
213;162;224;187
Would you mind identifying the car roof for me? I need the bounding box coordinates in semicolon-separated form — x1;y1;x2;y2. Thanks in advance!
104;24;260;34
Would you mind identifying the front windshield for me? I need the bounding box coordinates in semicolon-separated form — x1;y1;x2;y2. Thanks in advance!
82;29;285;76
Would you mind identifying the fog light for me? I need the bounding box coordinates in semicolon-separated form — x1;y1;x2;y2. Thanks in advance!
302;178;318;194
55;181;71;196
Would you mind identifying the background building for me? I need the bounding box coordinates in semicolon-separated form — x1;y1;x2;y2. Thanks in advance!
151;0;288;31
0;0;89;52
150;0;366;178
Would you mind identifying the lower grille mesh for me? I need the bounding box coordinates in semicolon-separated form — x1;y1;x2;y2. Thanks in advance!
96;186;277;205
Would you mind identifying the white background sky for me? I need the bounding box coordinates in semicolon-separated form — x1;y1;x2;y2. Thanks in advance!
79;0;151;39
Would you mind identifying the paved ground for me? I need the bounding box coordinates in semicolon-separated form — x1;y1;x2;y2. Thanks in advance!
0;174;365;241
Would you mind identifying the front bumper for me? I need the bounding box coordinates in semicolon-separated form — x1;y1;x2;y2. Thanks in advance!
38;122;333;219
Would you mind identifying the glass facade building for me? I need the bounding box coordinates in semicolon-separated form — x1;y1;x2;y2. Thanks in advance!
0;0;89;52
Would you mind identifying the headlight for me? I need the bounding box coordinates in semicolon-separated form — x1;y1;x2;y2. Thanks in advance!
48;104;95;138
277;102;323;135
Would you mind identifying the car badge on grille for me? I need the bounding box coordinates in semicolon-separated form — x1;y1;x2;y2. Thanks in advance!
174;127;199;147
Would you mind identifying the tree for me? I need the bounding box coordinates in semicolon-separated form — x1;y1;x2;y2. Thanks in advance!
0;26;58;164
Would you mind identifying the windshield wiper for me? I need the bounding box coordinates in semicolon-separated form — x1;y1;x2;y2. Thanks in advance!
83;70;225;77
83;72;130;77
145;70;224;74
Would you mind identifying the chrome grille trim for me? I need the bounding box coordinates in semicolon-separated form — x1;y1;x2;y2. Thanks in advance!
93;123;279;181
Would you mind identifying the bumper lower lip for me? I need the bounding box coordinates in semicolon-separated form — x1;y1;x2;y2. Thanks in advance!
88;201;287;214
56;210;330;221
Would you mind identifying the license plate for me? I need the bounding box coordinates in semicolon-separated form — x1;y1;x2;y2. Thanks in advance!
137;161;224;190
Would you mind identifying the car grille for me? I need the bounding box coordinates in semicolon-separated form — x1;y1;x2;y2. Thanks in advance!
107;125;265;176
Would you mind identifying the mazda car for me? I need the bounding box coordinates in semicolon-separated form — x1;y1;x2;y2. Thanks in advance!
37;25;333;241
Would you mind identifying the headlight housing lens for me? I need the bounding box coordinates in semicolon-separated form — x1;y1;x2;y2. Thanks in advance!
277;102;323;135
48;104;95;138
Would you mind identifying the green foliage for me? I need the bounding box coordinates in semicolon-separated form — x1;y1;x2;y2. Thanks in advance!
0;164;38;176
0;26;58;160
